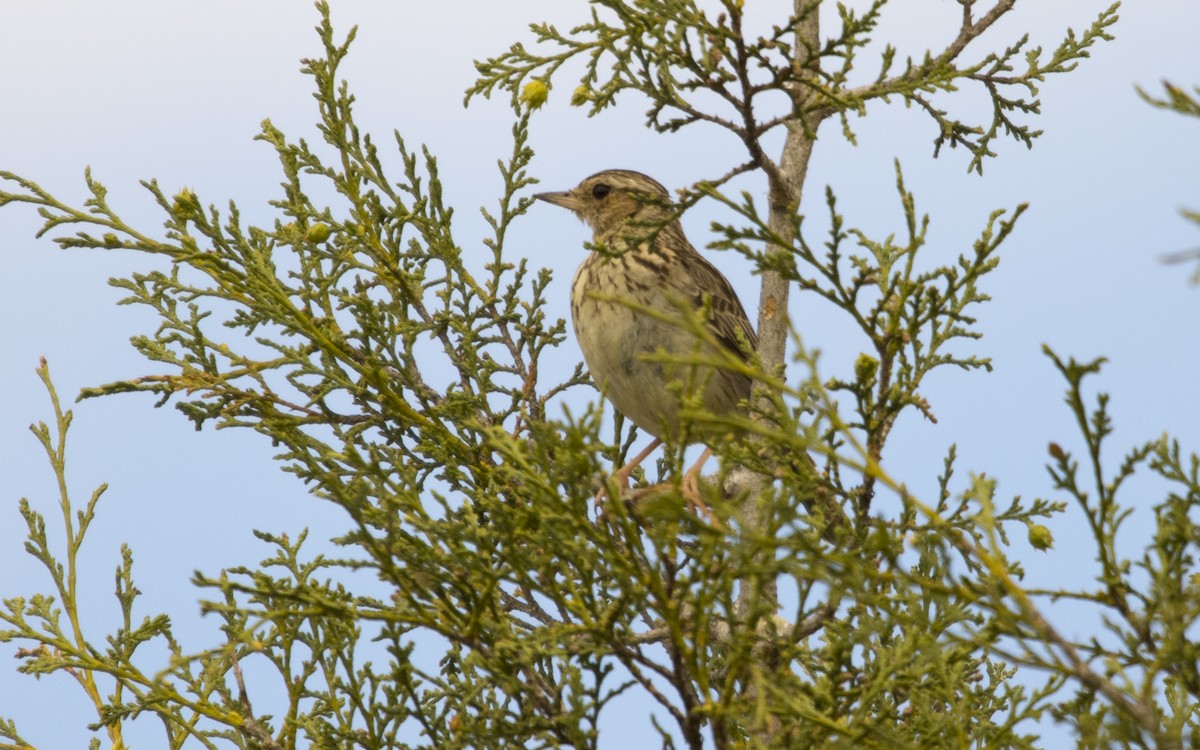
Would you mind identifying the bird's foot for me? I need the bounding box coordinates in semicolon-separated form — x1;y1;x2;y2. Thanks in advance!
593;443;724;529
679;447;723;526
618;473;722;529
593;438;662;516
679;467;722;528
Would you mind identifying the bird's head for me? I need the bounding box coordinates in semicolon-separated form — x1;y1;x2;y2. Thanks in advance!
536;170;675;239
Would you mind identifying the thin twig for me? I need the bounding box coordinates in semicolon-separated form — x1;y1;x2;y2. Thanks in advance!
231;653;283;750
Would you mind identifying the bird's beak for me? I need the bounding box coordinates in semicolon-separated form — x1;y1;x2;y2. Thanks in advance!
535;190;582;212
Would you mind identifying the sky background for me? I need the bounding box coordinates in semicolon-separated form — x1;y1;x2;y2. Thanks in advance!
1;1;1198;746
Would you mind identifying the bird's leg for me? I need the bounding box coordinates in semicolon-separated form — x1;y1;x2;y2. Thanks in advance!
680;447;720;524
614;437;662;488
596;437;662;510
601;442;723;528
625;447;721;525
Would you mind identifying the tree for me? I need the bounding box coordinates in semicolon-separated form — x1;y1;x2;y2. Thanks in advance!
2;1;1197;748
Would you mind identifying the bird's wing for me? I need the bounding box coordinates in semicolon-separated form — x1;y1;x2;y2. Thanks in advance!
680;248;758;361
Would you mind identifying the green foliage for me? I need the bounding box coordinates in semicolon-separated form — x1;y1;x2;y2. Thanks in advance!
3;1;1198;749
469;0;1120;174
1139;80;1200;118
702;162;1017;517
1139;80;1200;284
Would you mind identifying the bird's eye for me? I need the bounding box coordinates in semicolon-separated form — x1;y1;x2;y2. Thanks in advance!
591;183;611;200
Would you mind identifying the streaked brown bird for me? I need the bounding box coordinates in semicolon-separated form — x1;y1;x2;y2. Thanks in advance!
536;170;756;513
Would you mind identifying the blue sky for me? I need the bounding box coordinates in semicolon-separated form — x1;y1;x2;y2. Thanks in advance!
2;1;1198;746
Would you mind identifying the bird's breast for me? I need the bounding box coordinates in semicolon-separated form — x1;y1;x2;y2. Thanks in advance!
570;252;744;441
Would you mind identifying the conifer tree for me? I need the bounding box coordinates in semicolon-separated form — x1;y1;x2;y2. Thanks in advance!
3;2;1197;748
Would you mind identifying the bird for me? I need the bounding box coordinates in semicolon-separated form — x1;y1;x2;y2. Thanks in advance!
535;170;757;517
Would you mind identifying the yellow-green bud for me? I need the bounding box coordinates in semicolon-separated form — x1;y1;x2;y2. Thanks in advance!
520;80;549;110
571;85;591;107
304;223;332;243
1027;524;1053;551
102;233;121;248
854;353;879;384
171;188;199;221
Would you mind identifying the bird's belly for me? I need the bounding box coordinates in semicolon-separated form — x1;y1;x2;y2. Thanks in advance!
572;269;740;440
576;302;676;438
